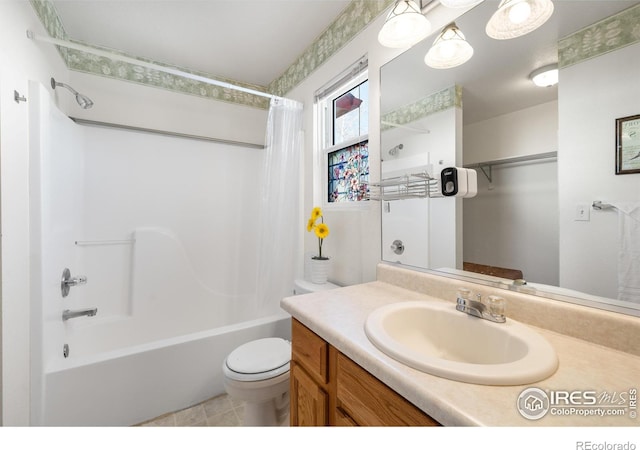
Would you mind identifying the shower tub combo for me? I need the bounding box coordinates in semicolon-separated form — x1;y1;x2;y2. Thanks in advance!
30;82;290;426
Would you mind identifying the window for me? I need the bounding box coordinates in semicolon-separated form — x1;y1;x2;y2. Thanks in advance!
333;81;368;146
328;140;369;202
316;57;369;206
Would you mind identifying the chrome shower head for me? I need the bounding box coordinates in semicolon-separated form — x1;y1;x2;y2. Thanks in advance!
388;144;403;156
51;77;94;109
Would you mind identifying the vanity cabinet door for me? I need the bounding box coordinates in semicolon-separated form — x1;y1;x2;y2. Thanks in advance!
291;319;328;383
336;353;440;426
290;318;439;426
290;362;329;426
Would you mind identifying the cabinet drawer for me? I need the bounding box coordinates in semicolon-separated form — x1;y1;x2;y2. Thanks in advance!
291;319;328;383
336;353;440;426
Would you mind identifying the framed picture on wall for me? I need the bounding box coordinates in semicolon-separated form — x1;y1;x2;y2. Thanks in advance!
616;114;640;174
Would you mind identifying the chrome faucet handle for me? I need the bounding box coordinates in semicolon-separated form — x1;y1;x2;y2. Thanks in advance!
455;287;506;323
61;268;88;297
487;295;506;321
65;275;87;287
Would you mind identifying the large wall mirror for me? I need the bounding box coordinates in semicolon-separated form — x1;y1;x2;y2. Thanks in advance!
380;0;640;316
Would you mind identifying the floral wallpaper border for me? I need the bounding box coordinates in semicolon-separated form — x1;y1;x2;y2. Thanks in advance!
267;0;394;97
381;85;462;132
558;3;640;69
30;0;394;109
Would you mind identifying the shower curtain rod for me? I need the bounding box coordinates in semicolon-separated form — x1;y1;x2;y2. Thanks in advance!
69;117;265;149
26;30;282;101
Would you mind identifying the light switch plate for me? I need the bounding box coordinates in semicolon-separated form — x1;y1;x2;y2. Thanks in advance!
575;203;590;221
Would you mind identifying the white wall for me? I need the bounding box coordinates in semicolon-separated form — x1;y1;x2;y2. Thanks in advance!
463;161;559;285
81;125;263;320
463;101;559;285
558;42;640;298
0;0;71;425
464;101;558;164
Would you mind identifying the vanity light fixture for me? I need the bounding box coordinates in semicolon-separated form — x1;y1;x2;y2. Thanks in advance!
378;0;431;48
529;64;558;87
424;22;474;69
439;0;485;8
486;0;554;40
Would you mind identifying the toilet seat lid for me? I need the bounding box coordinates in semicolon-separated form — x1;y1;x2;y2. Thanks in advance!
226;338;291;375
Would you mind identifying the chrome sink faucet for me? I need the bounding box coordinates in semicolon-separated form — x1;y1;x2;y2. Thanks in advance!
456;289;506;323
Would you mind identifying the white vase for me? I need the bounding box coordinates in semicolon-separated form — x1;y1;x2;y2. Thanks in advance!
310;257;330;284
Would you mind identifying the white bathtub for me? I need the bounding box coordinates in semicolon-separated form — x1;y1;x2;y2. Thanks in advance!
38;227;292;426
41;313;291;426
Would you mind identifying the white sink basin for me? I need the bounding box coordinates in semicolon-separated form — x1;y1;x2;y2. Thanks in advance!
364;300;558;385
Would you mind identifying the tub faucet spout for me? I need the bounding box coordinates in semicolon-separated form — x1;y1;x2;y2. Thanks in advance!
62;308;98;321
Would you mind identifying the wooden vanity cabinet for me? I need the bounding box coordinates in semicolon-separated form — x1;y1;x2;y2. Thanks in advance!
290;319;440;426
290;319;330;425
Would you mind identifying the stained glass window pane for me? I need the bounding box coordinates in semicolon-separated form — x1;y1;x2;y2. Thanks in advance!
327;140;369;203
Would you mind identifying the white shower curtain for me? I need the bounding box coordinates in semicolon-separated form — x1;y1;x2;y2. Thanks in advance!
256;97;304;313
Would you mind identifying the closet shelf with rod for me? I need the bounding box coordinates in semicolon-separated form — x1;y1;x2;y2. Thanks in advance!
366;171;441;201
464;151;557;183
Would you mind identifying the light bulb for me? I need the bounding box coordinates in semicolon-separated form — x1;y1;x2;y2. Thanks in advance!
438;39;457;59
486;0;554;40
508;1;531;24
378;0;431;48
425;23;473;69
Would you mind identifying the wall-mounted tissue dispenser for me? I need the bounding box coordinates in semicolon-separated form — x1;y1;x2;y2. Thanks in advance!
441;167;477;198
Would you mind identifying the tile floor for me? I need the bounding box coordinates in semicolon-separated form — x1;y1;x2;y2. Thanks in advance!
137;393;245;427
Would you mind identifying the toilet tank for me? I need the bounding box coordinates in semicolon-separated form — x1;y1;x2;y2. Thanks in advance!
293;279;339;295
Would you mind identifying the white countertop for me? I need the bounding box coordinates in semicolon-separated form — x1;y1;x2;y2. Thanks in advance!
281;281;640;426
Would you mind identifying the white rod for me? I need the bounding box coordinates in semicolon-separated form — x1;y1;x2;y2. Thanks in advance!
464;151;558;169
70;117;265;149
26;30;280;101
75;239;135;246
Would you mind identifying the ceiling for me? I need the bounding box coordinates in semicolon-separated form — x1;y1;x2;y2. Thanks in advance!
51;0;351;87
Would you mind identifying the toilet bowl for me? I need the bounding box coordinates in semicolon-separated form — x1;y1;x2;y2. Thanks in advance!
223;279;339;426
222;337;291;426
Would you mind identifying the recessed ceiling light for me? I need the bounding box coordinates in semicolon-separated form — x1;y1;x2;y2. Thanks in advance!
529;64;559;87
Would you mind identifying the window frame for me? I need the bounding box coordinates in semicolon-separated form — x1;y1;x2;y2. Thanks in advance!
315;62;370;211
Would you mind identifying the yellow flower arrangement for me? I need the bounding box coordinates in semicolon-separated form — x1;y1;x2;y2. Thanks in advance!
307;206;330;260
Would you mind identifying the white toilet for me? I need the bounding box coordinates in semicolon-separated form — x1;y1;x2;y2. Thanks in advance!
222;278;339;426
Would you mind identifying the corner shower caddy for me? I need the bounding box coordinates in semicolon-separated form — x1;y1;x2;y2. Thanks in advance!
366;171;442;201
